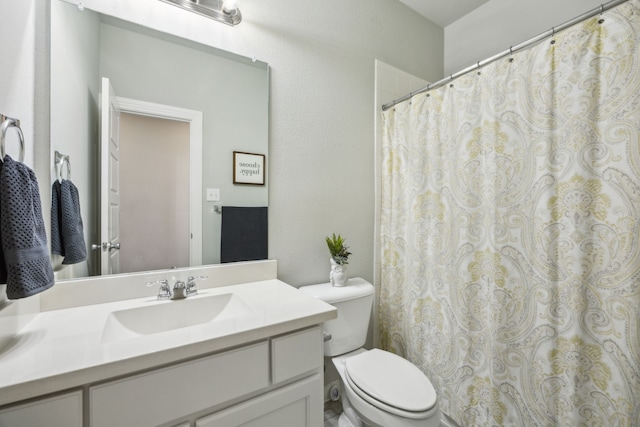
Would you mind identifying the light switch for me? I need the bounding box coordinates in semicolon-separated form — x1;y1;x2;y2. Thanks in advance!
206;188;220;201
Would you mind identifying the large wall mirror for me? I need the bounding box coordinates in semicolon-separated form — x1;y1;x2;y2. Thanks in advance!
50;0;269;280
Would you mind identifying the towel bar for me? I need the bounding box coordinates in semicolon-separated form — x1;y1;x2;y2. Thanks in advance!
0;114;25;162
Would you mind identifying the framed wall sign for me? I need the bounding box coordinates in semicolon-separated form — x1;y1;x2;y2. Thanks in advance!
233;151;265;185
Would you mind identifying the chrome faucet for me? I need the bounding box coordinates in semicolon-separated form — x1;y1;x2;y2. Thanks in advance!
146;279;172;300
146;276;208;300
172;280;187;299
186;275;207;297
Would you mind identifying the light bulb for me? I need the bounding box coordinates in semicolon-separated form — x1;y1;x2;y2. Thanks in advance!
223;0;238;13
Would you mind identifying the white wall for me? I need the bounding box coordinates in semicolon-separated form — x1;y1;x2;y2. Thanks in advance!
55;0;444;287
0;0;42;348
445;0;603;76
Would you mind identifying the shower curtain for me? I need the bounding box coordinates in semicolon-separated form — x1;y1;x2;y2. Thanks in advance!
380;1;640;426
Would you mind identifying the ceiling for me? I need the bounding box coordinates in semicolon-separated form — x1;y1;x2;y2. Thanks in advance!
397;0;491;27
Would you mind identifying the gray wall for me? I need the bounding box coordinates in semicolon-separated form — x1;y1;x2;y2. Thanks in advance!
444;0;604;75
260;1;443;286
50;0;100;279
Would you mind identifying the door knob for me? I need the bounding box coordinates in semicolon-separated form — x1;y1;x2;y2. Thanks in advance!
91;242;121;251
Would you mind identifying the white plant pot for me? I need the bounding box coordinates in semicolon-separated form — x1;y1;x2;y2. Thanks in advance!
330;258;348;287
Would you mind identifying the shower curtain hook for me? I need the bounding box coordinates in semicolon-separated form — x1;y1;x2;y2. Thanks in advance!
509;47;514;62
598;4;605;23
550;27;556;44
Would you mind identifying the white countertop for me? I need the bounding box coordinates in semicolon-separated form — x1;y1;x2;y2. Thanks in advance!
0;279;336;407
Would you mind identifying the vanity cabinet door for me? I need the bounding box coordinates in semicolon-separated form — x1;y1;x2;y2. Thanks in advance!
196;373;323;427
271;326;323;384
0;390;82;427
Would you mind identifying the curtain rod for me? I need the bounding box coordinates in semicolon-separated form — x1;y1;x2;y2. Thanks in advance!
382;0;631;111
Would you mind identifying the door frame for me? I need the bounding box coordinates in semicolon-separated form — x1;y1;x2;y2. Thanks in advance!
116;97;203;267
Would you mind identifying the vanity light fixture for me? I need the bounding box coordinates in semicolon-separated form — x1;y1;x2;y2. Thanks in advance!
159;0;242;26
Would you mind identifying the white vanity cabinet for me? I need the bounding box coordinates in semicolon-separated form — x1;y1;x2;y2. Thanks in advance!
0;390;82;427
0;276;337;427
89;326;323;427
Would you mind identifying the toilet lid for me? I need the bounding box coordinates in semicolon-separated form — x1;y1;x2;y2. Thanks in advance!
345;349;437;413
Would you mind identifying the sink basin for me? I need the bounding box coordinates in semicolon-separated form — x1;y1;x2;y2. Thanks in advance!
101;293;256;343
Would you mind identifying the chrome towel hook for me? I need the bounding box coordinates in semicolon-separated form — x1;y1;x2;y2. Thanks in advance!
0;114;25;162
55;150;71;182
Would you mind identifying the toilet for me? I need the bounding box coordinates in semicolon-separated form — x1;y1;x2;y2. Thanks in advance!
300;278;440;427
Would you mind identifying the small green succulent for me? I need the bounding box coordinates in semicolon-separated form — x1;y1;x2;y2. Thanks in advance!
326;233;351;265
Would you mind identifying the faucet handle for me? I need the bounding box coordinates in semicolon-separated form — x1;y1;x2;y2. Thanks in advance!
186;275;207;296
146;279;171;300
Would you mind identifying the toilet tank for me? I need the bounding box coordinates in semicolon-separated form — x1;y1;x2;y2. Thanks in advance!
299;277;374;357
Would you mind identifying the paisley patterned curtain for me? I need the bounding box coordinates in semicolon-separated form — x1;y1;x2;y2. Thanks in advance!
380;2;640;425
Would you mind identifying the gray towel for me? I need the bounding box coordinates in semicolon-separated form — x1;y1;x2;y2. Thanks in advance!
0;155;54;299
51;179;87;264
220;206;268;263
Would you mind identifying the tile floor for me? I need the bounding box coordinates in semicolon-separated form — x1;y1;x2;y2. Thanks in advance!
324;400;343;427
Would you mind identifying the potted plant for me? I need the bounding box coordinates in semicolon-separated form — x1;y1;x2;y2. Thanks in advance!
326;233;351;286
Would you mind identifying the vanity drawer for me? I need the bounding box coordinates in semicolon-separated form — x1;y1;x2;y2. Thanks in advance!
90;341;269;427
271;326;322;384
0;390;82;427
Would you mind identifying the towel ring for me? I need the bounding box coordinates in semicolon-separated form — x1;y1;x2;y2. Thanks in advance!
55;150;71;183
0;117;25;162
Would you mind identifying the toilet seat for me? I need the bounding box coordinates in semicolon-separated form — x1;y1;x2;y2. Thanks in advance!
345;349;437;419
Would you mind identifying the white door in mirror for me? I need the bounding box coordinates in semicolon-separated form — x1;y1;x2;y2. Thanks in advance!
99;77;122;275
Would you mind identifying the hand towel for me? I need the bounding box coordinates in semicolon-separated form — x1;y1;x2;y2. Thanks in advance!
220;206;268;263
0;155;55;299
51;179;87;264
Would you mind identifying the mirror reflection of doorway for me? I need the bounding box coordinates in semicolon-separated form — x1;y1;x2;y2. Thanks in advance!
119;113;190;273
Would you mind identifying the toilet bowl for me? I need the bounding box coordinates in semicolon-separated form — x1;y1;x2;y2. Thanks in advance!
299;278;440;427
334;348;439;427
